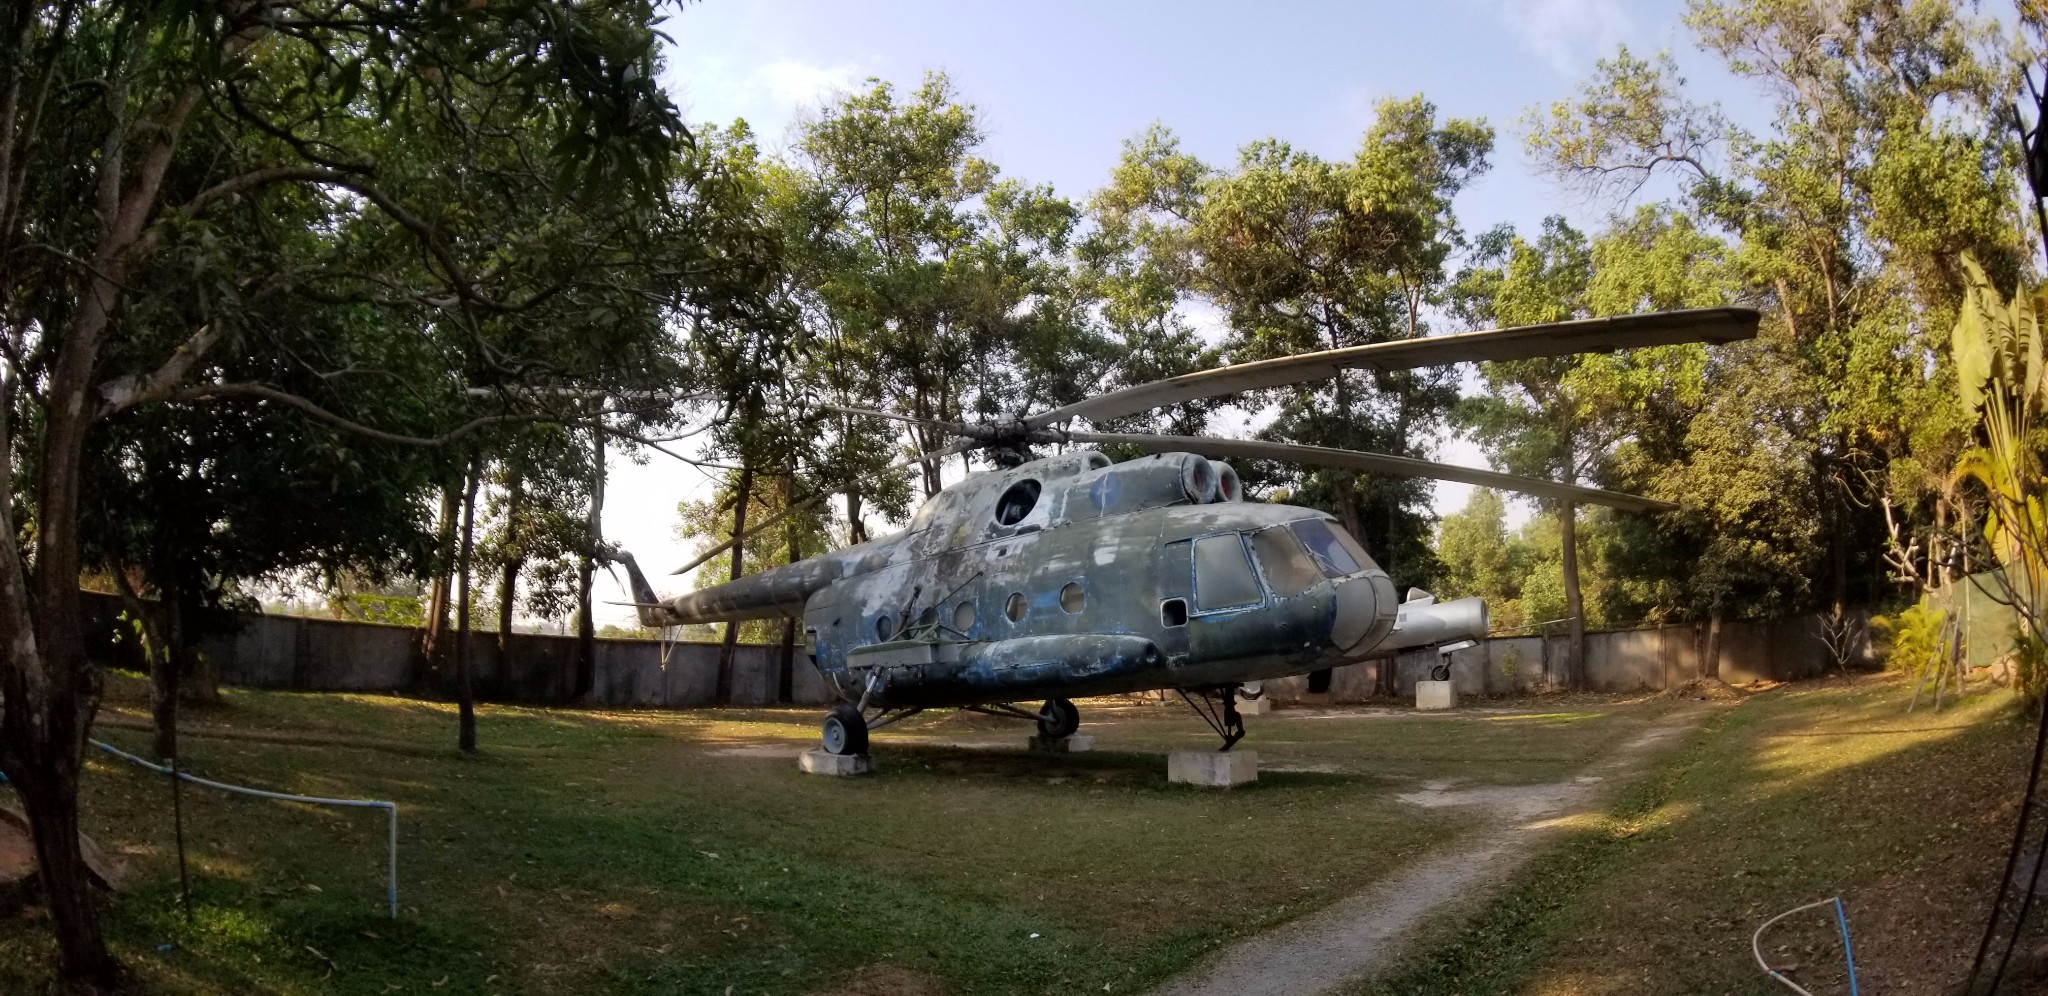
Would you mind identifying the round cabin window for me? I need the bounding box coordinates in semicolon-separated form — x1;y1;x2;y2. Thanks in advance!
994;480;1041;526
1005;591;1026;623
875;613;894;641
953;601;976;632
1060;582;1085;614
917;606;938;630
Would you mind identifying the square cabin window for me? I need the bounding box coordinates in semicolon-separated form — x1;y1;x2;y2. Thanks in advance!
1193;533;1263;611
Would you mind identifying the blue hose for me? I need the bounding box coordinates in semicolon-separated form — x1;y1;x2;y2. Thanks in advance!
1835;897;1861;996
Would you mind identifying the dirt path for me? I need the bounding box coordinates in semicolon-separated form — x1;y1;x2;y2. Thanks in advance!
1149;706;1712;996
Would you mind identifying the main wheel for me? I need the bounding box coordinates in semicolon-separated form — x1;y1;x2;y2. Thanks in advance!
821;704;869;755
1037;698;1080;739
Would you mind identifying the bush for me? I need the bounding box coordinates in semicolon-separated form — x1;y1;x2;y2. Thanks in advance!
1871;601;1946;675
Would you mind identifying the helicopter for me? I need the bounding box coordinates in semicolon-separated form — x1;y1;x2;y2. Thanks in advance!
612;307;1759;755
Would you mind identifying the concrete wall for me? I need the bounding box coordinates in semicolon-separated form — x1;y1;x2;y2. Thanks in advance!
1258;610;1875;704
79;593;837;707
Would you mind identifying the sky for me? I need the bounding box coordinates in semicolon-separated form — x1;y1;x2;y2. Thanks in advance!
586;0;1769;628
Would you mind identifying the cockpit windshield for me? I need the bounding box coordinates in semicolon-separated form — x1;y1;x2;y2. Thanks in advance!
1251;526;1321;597
1289;518;1371;578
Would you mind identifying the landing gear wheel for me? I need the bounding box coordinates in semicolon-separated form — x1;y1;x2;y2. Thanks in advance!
1037;698;1080;739
1430;663;1452;682
821;704;869;755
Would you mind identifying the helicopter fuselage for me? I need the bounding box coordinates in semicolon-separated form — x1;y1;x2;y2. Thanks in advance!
624;449;1484;711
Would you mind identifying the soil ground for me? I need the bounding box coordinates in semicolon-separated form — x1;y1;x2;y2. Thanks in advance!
1152;708;1709;996
1353;672;2035;996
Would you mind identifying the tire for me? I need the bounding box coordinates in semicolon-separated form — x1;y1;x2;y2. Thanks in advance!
1430;663;1452;682
822;703;869;755
1037;698;1080;739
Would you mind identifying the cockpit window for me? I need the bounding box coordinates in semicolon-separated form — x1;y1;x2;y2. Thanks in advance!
1193;533;1263;611
994;480;1041;526
1289;518;1367;578
1252;526;1321;597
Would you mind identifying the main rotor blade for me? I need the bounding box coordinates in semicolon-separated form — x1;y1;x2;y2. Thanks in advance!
1062;431;1678;513
1029;307;1759;428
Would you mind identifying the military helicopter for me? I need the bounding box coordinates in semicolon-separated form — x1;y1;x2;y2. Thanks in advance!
612;308;1759;754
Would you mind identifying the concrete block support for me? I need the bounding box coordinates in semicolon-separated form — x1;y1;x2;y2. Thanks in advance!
798;749;872;776
1416;680;1456;711
1028;735;1094;753
1168;750;1259;788
1237;697;1274;715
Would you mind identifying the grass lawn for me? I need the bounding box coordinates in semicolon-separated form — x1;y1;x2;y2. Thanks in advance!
1;679;1677;995
1355;672;2035;996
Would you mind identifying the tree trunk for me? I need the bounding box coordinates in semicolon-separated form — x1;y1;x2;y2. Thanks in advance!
574;426;604;700
846;490;867;545
716;463;755;704
456;454;481;753
3;76;202;991
151;574;186;761
1560;500;1587;691
778;472;798;703
498;471;524;653
422;482;459;666
181;615;219;705
1702;612;1724;682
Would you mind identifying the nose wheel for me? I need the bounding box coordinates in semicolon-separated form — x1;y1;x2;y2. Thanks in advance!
821;704;869;756
1037;698;1081;739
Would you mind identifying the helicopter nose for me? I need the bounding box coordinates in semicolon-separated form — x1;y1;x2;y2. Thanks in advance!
1329;571;1398;652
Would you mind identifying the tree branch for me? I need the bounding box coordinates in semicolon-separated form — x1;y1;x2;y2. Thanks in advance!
152;382;538;447
93;323;220;418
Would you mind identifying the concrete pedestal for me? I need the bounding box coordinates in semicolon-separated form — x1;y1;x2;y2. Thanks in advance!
798;749;873;776
1168;750;1259;788
1028;735;1094;753
1416;680;1456;711
1236;697;1274;715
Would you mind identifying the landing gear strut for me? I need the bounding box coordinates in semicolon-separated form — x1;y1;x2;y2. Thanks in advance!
1176;684;1246;751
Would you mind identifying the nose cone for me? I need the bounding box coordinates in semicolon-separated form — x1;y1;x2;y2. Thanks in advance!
1329;572;1398;653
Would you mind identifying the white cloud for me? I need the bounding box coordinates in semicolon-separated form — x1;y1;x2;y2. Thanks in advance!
1179;300;1230;349
1496;0;1635;76
664;53;865;144
757;58;863;108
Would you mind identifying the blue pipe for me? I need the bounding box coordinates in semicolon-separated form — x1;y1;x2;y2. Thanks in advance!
1834;897;1861;996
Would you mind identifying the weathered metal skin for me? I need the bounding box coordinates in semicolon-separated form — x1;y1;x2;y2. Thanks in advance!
623;449;1479;710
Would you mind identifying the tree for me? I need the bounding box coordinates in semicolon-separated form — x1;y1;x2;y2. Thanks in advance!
1451;209;1742;684
789;75;1103;502
1950;255;2048;698
1097;99;1493;618
1522;2;2029;626
0;3;692;981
